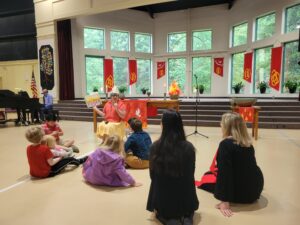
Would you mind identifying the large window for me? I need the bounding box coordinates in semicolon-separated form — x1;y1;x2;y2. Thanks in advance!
136;59;151;94
232;23;248;47
192;57;212;94
255;13;275;41
85;56;104;94
231;52;245;93
84;28;105;50
113;57;129;93
192;30;212;51
168;58;186;92
168;32;186;52
285;4;300;33
135;33;152;53
283;41;300;92
254;47;272;93
110;30;129;51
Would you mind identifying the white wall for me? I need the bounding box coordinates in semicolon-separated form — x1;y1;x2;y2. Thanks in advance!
71;0;300;98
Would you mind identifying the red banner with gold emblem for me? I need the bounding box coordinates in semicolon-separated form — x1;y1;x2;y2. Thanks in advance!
269;46;282;91
243;52;253;83
129;59;137;85
104;59;114;92
157;61;166;79
214;58;224;77
239;107;254;123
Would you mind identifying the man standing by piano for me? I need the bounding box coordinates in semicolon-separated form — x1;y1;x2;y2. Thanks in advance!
40;89;53;121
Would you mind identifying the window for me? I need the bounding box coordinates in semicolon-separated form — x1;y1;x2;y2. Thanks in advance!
168;58;186;92
113;57;129;93
192;30;212;51
285;4;300;33
84;28;105;50
85;56;104;94
110;30;129;51
255;13;275;41
254;47;272;93
135;33;152;53
192;57;212;94
231;52;245;93
232;23;248;47
283;41;300;92
136;59;151;94
168;32;186;52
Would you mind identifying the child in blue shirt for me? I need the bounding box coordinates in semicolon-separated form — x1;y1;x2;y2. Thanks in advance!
124;118;152;169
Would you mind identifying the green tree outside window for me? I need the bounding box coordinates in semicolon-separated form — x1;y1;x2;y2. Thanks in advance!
255;13;275;41
192;30;212;51
111;31;129;51
113;57;129;93
84;28;105;50
231;52;245;94
135;33;152;53
192;57;212;94
136;59;152;94
285;4;300;33
85;56;104;95
168;58;186;93
168;32;187;52
232;23;248;47
254;47;272;93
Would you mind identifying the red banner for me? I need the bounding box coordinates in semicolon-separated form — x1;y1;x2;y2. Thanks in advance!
129;59;137;85
239;107;254;122
104;59;114;92
157;61;165;79
123;100;148;127
269;46;282;91
243;52;253;83
214;58;224;77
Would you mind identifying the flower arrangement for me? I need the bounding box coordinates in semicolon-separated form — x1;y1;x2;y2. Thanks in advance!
169;81;181;99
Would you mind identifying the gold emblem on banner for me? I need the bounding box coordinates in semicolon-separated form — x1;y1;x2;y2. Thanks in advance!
216;67;221;75
270;69;280;86
244;68;251;80
131;72;137;82
106;75;114;88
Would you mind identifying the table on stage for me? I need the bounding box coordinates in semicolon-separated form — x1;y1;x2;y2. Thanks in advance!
93;99;180;133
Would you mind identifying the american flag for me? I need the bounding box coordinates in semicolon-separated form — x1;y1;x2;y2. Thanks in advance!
31;71;38;98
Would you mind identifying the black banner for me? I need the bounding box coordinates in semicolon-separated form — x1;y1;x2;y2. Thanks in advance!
39;45;54;90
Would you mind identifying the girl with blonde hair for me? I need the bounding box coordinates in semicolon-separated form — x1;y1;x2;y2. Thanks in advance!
213;112;264;217
82;135;142;187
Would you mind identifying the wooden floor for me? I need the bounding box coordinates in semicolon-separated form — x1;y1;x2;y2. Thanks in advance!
0;121;300;225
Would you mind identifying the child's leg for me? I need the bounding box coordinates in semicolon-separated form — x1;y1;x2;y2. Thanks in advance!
48;157;81;177
62;139;74;147
125;155;149;169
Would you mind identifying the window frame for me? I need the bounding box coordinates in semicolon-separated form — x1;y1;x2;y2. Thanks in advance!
167;32;187;53
134;32;153;53
110;30;130;52
85;55;104;95
191;56;212;94
231;22;248;47
284;3;300;33
255;12;276;41
83;27;105;50
230;52;245;94
192;29;212;51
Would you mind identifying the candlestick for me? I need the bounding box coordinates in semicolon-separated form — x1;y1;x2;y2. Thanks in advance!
163;92;167;100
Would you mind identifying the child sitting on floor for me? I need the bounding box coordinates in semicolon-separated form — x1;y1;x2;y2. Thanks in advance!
82;135;142;187
25;127;86;178
41;113;79;153
124;118;152;169
42;135;73;158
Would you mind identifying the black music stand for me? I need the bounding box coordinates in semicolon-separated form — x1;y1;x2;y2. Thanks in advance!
186;74;209;138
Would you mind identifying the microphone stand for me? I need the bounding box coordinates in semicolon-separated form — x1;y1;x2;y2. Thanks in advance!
186;74;209;138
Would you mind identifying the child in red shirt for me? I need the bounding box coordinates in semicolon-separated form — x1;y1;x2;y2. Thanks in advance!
41;114;79;153
25;127;86;178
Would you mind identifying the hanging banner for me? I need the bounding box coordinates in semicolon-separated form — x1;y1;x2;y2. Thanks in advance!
157;61;166;79
269;46;282;91
39;45;54;90
213;58;224;77
129;59;137;85
243;52;253;83
104;59;114;92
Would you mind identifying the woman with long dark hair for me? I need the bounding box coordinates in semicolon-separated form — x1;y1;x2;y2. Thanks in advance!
147;110;199;225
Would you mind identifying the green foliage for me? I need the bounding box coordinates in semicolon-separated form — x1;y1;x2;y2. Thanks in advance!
232;23;248;47
135;33;152;53
231;52;245;94
118;85;127;93
256;81;269;89
192;30;212;51
192;57;212;94
111;31;129;51
113;57;129;94
284;79;298;90
168;32;186;52
195;84;205;93
168;58;186;92
285;4;300;33
136;59;151;94
232;82;244;93
140;87;149;94
84;28;104;50
254;47;272;93
93;87;98;92
256;13;275;41
85;56;104;95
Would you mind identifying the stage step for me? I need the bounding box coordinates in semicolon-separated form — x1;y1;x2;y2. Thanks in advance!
55;99;300;129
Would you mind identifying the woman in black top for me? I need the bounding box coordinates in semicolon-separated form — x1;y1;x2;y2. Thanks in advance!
147;110;199;225
214;112;264;217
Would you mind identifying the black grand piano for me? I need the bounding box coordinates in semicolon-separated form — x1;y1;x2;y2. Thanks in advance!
0;89;42;125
